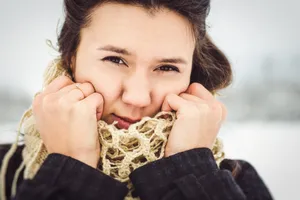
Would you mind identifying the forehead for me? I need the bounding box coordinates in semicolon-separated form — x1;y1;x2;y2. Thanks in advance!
81;3;195;59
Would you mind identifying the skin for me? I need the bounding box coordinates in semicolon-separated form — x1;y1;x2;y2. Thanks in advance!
74;3;194;122
33;3;226;168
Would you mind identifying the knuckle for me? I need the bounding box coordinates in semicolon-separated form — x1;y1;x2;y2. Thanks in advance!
86;82;95;91
43;94;57;111
192;82;203;88
179;93;186;98
43;94;53;106
95;93;104;102
193;82;205;90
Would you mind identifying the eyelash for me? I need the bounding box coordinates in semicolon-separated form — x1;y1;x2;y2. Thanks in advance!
102;56;126;66
102;56;180;72
156;66;180;72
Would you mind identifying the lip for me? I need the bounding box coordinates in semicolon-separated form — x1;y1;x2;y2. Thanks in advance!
112;114;141;129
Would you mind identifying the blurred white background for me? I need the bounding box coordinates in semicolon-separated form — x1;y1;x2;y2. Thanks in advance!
0;1;299;199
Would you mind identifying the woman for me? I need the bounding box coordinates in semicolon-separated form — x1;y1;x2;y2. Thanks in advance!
0;0;274;199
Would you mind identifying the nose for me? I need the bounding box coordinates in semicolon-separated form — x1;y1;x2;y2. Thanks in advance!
122;72;151;108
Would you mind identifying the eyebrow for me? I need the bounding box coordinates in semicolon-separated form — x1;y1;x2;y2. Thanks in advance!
158;58;187;65
97;45;188;65
97;45;131;55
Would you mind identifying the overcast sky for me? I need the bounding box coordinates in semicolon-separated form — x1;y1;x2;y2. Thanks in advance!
0;0;299;96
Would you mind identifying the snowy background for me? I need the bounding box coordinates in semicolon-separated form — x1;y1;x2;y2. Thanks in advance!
1;1;300;199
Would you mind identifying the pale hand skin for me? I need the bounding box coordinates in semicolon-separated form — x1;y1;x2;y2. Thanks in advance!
162;83;227;157
32;76;104;168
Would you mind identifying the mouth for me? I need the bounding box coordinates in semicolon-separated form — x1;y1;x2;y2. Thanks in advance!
111;114;141;130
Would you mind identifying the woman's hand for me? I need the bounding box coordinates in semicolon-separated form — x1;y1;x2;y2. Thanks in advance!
32;76;104;168
162;83;226;157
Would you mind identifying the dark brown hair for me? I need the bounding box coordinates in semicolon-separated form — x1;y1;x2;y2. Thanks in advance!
58;0;232;93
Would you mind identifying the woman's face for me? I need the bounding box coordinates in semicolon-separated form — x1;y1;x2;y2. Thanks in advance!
74;3;195;128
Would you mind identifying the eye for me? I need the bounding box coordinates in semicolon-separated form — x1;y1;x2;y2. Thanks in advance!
156;65;180;72
102;56;126;66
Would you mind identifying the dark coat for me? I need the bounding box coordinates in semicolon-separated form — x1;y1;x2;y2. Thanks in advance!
0;144;274;200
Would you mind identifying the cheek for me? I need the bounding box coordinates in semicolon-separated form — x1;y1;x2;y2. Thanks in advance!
152;78;190;106
94;78;123;112
75;65;122;106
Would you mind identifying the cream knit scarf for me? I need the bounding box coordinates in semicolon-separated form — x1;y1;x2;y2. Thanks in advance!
0;58;225;200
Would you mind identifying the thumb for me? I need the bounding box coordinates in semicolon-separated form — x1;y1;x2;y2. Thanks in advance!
81;93;104;121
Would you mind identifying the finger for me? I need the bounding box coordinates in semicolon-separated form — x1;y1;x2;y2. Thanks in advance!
66;88;85;102
162;94;187;112
74;83;95;97
43;76;73;95
58;84;78;96
187;83;214;102
59;82;95;97
61;83;97;105
179;93;216;111
179;93;203;104
80;93;104;120
161;95;172;112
